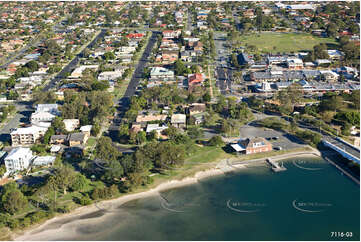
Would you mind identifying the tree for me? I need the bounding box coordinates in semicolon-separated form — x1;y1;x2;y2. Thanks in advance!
25;60;39;72
43;127;55;144
319;95;344;112
48;165;76;194
174;59;187;76
136;131;147;145
32;91;56;104
52;117;65;134
231;53;239;68
7;90;18;100
0;182;28;215
187;126;203;139
350;90;360;110
313;43;329;59
0;164;6;177
95;136;120;161
208;135;224;147
255;7;263;31
103;52;115;60
326;23;338;37
155;142;185;169
162;126;178;139
70;173;89;192
101;160;124;183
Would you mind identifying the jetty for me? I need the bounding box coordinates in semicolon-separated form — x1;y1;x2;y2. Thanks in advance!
266;158;287;172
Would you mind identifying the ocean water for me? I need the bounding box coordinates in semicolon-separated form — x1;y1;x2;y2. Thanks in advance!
29;157;360;241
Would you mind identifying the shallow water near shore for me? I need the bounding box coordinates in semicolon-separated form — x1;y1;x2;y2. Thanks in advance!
21;157;360;241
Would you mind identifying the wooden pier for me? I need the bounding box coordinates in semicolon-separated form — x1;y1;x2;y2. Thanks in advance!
266;158;287;172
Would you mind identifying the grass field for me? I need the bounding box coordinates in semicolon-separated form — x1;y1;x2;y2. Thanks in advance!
238;32;338;53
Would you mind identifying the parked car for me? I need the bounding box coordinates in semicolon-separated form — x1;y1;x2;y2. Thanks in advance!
274;146;282;150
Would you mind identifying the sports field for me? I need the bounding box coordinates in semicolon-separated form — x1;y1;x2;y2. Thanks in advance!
238;32;338;53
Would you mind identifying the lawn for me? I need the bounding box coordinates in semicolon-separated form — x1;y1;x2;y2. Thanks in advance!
238;32;338;53
86;137;97;147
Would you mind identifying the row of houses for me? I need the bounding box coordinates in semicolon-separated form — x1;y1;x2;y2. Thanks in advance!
131;103;207;138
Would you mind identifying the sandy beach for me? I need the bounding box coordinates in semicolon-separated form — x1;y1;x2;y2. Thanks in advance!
12;149;321;241
13;167;226;241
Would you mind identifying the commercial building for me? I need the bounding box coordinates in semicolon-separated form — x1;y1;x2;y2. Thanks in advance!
231;137;272;154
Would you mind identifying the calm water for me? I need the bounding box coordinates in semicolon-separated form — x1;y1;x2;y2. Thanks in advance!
32;157;360;241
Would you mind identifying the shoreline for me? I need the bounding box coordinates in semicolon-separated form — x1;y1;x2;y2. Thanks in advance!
12;148;320;241
13;169;225;241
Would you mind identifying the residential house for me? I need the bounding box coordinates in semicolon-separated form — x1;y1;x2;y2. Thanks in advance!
32;156;56;167
171;114;186;129
136;112;167;123
80;125;92;136
243;9;255;19
327;50;343;60
150;67;175;81
4;147;33;173
50;135;68;145
30;111;56;124
188;73;205;88
36;103;59;115
162;30;181;39
180;50;195;62
160;50;179;63
63;119;80;132
231;137;272;154
130;123;143;134
145;124;168;138
98;71;124;81
188;103;206;115
193;41;203;52
68;133;88;146
126;33;145;39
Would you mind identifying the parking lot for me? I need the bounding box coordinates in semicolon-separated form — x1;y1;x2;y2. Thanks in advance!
238;123;306;151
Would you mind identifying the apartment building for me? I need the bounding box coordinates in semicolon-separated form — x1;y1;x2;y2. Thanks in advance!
4;147;33;172
11;125;48;146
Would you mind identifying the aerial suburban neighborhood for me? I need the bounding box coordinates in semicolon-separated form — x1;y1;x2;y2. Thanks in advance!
0;1;359;241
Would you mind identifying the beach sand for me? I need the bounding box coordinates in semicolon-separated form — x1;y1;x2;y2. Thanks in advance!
13;168;225;241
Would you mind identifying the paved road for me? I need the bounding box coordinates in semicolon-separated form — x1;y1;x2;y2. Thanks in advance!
0;17;68;69
0;38;44;69
110;31;160;130
123;31;160;100
298;121;360;159
0;102;34;142
214;32;230;95
43;29;107;91
187;9;193;32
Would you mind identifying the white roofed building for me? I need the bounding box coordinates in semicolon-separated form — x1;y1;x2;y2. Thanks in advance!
286;58;303;70
32;156;56;167
11;125;48;146
63;119;80;132
4;147;33;173
31;111;56;124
